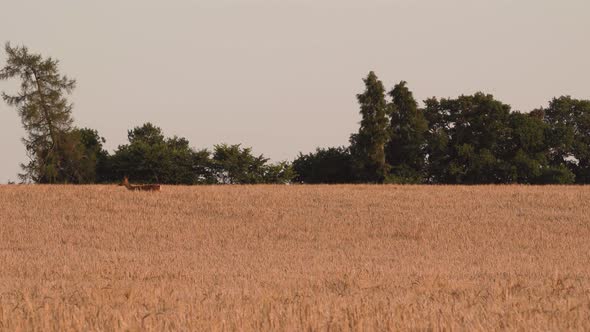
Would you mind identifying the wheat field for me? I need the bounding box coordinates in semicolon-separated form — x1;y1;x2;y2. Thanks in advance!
0;185;589;331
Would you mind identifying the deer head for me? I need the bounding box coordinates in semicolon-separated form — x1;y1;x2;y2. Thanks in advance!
120;176;130;187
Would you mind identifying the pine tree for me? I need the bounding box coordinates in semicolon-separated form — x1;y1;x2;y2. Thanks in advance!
0;43;78;183
386;81;428;183
350;71;390;183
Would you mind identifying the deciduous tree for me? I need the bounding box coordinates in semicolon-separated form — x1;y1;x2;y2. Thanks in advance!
542;96;590;183
293;147;355;184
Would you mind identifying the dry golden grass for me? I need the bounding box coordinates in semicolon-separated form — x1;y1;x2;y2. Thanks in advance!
0;185;589;331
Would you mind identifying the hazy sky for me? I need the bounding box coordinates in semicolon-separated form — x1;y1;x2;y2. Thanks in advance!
1;0;589;182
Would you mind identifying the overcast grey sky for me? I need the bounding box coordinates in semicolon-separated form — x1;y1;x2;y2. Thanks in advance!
1;0;589;182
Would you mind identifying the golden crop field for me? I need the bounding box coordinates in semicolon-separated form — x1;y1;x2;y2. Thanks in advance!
0;185;589;331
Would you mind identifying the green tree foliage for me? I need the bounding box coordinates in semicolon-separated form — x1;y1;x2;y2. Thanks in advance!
423;93;512;183
542;96;590;183
503;112;548;183
3;52;589;186
294;73;585;185
422;98;450;183
350;72;390;183
422;93;575;184
502;112;574;184
103;125;294;185
107;123;214;184
212;144;293;184
292;147;355;184
0;43;83;183
71;128;109;183
127;122;165;145
260;161;295;184
386;81;428;183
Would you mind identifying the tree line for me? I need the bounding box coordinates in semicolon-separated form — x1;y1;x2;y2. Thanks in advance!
2;43;589;185
295;73;589;184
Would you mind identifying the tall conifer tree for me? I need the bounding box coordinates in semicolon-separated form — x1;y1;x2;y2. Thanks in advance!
386;81;428;183
350;71;390;182
0;43;79;183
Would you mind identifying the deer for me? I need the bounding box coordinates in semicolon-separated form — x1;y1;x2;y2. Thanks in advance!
120;176;161;192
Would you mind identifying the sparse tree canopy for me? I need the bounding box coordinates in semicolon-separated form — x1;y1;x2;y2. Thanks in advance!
0;43;78;183
212;144;294;184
